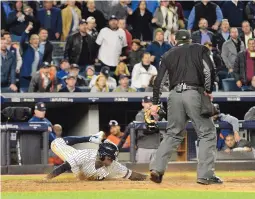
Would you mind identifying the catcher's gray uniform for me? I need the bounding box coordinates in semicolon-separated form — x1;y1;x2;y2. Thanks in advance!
51;138;132;180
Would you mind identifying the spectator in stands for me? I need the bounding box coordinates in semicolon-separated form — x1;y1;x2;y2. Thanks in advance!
29;102;55;143
153;0;170;32
96;15;127;72
169;1;185;29
2;31;22;73
213;104;241;148
90;75;109;92
53;124;63;138
38;28;53;64
1;2;10;33
188;0;223;32
146;28;171;69
59;74;82;92
135;96;163;163
222;0;244;28
107;120;130;148
221;27;245;75
36;1;62;41
86;17;98;41
191;18;215;45
222;134;252;153
214;19;230;52
131;52;157;91
114;61;130;81
1;37;18;93
128;39;145;72
95;1;113;20
23;5;40;35
19;24;40;89
145;75;168;92
57;59;70;80
64;19;97;72
246;76;255;91
127;0;153;41
82;0;106;32
240;21;254;49
118;18;132;52
113;74;136;92
168;30;177;47
89;66;117;89
7;1;36;41
234;38;255;89
61;1;81;41
67;64;88;87
28;62;58;93
246;1;255;30
84;65;96;84
110;0;133;20
244;106;255;121
131;0;159;14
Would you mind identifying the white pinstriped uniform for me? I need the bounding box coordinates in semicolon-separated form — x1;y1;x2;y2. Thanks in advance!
51;138;132;180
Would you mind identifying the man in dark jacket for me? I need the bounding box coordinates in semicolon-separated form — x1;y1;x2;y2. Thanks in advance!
28;62;58;93
192;18;215;46
146;28;171;69
234;38;255;88
64;19;97;72
1;37;18;93
59;74;82;93
240;21;254;49
214;19;230;52
246;1;255;29
38;28;53;63
36;1;62;40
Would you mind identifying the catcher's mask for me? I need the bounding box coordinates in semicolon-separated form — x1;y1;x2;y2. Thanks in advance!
98;141;119;161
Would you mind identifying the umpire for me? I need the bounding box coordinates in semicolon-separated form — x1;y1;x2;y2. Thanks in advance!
149;29;222;185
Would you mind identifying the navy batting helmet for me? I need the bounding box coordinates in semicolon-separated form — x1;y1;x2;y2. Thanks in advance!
98;142;119;161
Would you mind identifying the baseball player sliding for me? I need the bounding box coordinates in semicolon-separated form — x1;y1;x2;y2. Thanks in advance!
45;131;147;181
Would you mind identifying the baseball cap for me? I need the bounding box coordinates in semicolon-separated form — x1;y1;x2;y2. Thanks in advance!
86;16;96;23
79;19;87;25
70;64;79;69
86;65;95;72
109;120;118;126
142;96;152;103
109;15;118;21
175;29;191;41
35;102;46;111
100;66;110;77
41;61;50;68
119;74;129;80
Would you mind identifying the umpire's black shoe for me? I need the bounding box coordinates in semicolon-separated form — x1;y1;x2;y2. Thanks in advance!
197;176;223;185
150;170;163;183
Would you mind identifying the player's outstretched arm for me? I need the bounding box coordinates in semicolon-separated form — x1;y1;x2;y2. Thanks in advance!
128;171;147;181
44;161;71;180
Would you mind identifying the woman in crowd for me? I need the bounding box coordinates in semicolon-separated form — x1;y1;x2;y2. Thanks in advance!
114;61;130;82
128;0;153;41
128;39;145;72
90;75;109;92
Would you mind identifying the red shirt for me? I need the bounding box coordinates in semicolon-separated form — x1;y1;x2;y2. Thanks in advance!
246;50;255;82
125;29;132;52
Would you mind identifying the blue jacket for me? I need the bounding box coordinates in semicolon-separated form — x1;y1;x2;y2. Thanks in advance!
36;8;62;35
146;41;171;68
131;1;158;14
1;50;16;85
20;32;42;77
28;116;56;142
222;1;244;27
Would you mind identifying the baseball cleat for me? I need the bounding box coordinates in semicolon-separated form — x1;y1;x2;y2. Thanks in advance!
89;131;105;144
150;170;163;183
197;176;223;185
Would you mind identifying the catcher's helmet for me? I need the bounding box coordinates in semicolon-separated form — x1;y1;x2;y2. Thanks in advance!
98;142;119;161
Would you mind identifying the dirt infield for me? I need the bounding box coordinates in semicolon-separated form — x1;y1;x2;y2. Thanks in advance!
2;173;255;193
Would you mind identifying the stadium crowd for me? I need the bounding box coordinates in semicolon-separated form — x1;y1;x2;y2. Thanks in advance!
1;0;255;93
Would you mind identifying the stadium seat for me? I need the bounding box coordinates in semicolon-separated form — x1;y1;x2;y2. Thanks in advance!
222;78;242;91
78;87;91;92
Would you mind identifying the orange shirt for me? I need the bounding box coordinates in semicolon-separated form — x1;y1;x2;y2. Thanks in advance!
107;133;130;148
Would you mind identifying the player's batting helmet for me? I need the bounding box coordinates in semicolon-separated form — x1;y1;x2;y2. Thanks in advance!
98;142;119;161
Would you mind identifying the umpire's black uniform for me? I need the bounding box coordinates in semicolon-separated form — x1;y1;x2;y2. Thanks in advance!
150;30;223;185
